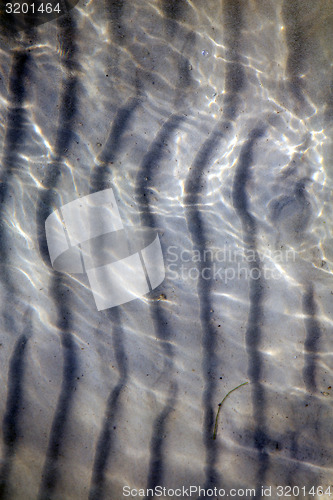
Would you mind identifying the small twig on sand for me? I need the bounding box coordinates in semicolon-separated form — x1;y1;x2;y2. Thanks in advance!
213;382;248;440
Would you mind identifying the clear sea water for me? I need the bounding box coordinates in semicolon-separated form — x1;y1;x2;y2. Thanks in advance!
0;1;332;499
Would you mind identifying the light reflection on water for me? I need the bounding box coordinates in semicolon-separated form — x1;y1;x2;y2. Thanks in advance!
0;0;332;498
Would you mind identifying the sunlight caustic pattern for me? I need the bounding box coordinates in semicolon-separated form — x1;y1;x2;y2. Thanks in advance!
0;1;332;499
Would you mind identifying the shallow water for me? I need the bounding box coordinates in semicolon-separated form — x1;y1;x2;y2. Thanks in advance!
0;1;332;499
